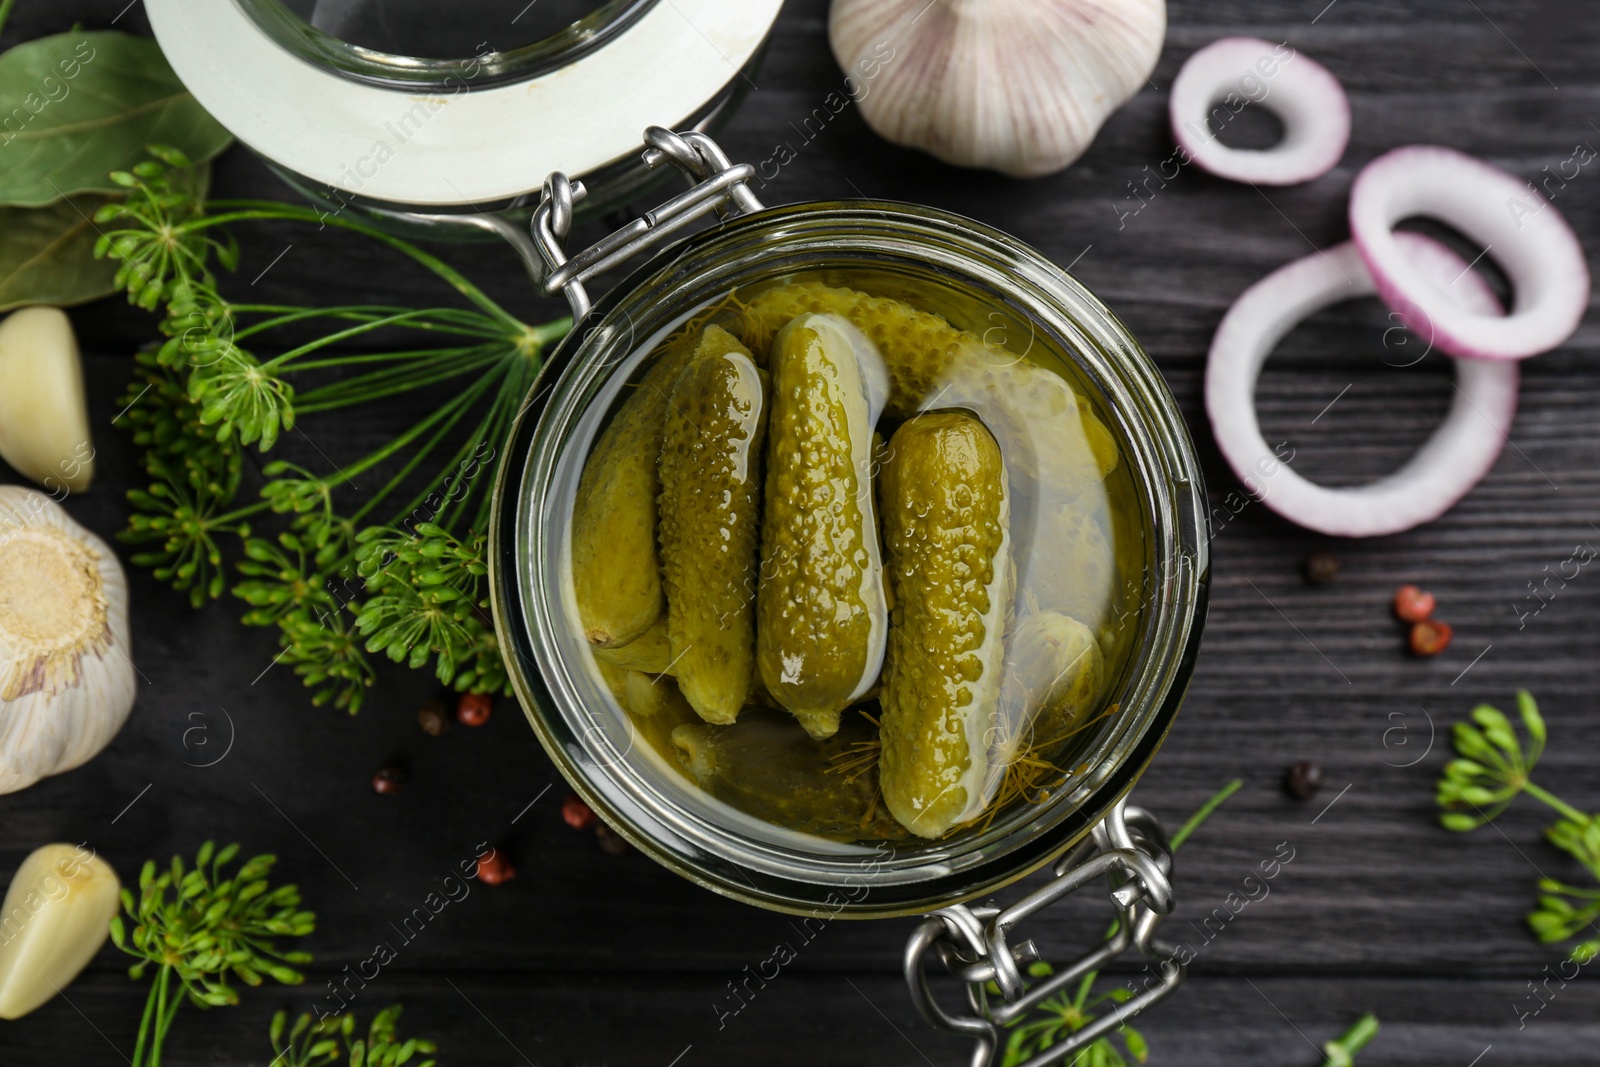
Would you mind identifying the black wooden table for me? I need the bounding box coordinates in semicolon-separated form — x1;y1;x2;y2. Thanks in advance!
3;1;1598;1064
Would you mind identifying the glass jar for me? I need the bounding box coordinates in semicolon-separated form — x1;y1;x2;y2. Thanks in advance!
145;0;782;228
491;156;1209;917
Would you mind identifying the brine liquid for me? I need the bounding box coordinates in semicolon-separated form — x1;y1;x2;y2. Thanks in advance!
571;271;1149;844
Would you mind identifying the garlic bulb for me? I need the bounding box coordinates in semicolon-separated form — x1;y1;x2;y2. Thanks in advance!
0;486;135;793
829;0;1166;178
0;307;95;494
0;843;120;1019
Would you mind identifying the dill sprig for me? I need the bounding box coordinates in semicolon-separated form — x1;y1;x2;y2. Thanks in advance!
1319;1014;1380;1067
108;842;315;1067
99;146;570;711
1437;691;1600;961
270;1003;438;1067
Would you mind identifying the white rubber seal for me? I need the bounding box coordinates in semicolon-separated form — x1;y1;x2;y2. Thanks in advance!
1206;233;1519;537
145;0;782;206
1170;37;1350;186
1350;145;1590;362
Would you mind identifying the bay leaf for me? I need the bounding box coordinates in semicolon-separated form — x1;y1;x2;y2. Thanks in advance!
0;30;232;207
0;195;119;311
0;163;212;311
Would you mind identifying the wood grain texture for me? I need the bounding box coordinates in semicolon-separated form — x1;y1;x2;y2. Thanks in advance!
2;0;1599;1063
0;979;1593;1067
2;973;1598;1066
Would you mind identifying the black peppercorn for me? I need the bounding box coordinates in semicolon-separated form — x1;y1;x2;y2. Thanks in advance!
1303;552;1340;585
1283;760;1324;800
372;763;407;796
417;698;450;737
595;823;629;856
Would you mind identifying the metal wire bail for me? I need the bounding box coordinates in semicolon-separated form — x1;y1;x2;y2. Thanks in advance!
903;801;1186;1067
531;126;765;320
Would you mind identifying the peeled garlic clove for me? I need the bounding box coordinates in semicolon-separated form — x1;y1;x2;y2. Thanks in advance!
0;843;120;1019
980;609;1105;811
0;308;95;493
0;486;137;793
830;0;1166;178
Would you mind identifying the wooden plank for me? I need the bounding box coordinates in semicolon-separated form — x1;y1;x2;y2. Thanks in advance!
2;0;1598;1061
2;972;1596;1067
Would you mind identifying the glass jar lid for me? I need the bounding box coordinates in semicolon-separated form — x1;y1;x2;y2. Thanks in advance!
144;0;781;206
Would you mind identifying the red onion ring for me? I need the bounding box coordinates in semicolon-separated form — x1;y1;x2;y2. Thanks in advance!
1350;146;1589;362
1170;37;1350;186
1206;233;1518;537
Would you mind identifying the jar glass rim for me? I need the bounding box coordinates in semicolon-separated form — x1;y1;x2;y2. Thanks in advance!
232;0;659;90
491;201;1210;917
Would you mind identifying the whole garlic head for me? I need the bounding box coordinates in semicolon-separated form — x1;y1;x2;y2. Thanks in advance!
0;486;135;793
830;0;1166;178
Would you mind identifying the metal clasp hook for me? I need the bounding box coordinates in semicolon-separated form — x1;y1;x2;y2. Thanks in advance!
532;126;764;319
903;801;1186;1067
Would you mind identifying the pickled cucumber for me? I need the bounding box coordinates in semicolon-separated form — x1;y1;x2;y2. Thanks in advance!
592;619;673;674
877;411;1013;838
981;610;1105;808
670;712;905;840
571;323;744;647
658;339;767;724
757;314;889;740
